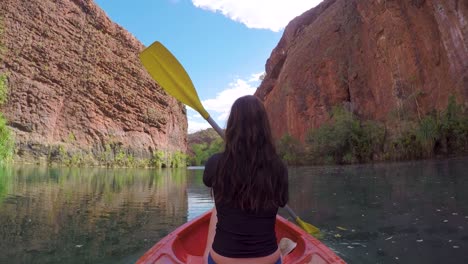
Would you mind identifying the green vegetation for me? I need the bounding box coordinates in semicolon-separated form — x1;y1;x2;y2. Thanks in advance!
0;16;14;165
48;142;188;169
440;96;468;153
187;128;223;166
277;133;304;165
152;150;165;168
67;132;76;142
389;96;468;160
305;106;385;164
0;112;14;164
276;96;468;165
0;74;8;105
151;150;187;168
171;151;188;168
189;137;223;165
0;78;13;165
0;167;13;205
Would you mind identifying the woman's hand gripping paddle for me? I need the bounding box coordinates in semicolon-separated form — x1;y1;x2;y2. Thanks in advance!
139;41;321;238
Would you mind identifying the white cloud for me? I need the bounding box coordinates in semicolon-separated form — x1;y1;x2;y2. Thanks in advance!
187;119;212;133
187;109;210;133
248;72;265;82
191;0;323;32
203;78;256;121
187;73;260;133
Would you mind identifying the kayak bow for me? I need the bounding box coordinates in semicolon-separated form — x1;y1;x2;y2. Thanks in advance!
136;211;345;264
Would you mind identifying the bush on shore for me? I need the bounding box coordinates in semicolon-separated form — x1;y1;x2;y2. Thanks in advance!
277;96;468;165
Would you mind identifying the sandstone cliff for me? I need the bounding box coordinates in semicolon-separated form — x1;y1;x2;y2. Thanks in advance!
256;0;468;141
0;0;187;163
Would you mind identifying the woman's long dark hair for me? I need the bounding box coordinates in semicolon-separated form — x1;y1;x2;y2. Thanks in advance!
212;95;288;212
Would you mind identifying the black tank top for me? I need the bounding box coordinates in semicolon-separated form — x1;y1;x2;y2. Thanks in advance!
203;153;288;258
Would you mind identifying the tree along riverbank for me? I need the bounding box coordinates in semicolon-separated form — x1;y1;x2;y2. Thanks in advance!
188;96;468;166
277;96;468;165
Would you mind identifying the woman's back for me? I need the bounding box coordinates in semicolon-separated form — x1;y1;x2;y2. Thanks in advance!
203;95;289;264
204;153;287;259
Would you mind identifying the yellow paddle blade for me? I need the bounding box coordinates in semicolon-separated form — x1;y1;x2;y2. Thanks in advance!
139;41;210;119
296;217;322;239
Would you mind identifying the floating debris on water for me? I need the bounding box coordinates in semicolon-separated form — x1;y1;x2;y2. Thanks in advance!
453;246;460;249
448;240;452;243
75;245;83;248
443;220;449;223
355;243;367;248
395;257;399;260
347;246;354;249
416;239;423;243
436;209;441;212
335;234;342;238
385;236;393;240
337;226;347;231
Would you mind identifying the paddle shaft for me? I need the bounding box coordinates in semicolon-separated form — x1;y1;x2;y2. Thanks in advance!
284;204;299;220
207;116;225;140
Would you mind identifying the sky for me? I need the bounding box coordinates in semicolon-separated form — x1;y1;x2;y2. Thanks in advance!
94;0;323;133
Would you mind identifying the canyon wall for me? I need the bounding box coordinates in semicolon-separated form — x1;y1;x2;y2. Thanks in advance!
0;0;187;163
256;0;468;141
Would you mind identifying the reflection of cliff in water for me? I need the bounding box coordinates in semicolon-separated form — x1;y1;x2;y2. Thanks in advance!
0;166;188;264
186;168;213;221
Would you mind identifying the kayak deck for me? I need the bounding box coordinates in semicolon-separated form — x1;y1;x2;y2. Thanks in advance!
137;211;345;264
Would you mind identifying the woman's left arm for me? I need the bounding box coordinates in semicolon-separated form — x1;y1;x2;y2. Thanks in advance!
203;206;217;262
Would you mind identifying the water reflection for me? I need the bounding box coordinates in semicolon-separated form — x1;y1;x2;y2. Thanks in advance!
0;166;210;264
186;169;213;221
1;157;467;264
286;157;468;264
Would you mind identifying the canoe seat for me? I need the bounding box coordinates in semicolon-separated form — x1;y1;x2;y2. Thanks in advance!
279;237;297;256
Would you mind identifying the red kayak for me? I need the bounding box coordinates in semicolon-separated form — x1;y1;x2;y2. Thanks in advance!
136;211;346;264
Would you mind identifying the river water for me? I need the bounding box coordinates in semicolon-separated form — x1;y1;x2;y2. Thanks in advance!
0;157;467;263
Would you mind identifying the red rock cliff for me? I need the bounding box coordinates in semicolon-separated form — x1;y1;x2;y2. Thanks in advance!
0;0;187;162
256;0;468;141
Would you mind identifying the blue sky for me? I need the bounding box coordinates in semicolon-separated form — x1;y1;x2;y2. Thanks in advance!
95;0;322;132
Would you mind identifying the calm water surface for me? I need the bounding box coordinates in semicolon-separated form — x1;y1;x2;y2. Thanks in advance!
0;157;467;263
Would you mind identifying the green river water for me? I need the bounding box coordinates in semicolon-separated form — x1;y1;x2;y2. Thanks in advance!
0;157;467;264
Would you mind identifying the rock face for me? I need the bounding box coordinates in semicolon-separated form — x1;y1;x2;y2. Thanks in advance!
0;0;187;162
256;0;468;141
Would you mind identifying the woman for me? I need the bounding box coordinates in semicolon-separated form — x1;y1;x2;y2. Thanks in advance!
203;95;289;264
